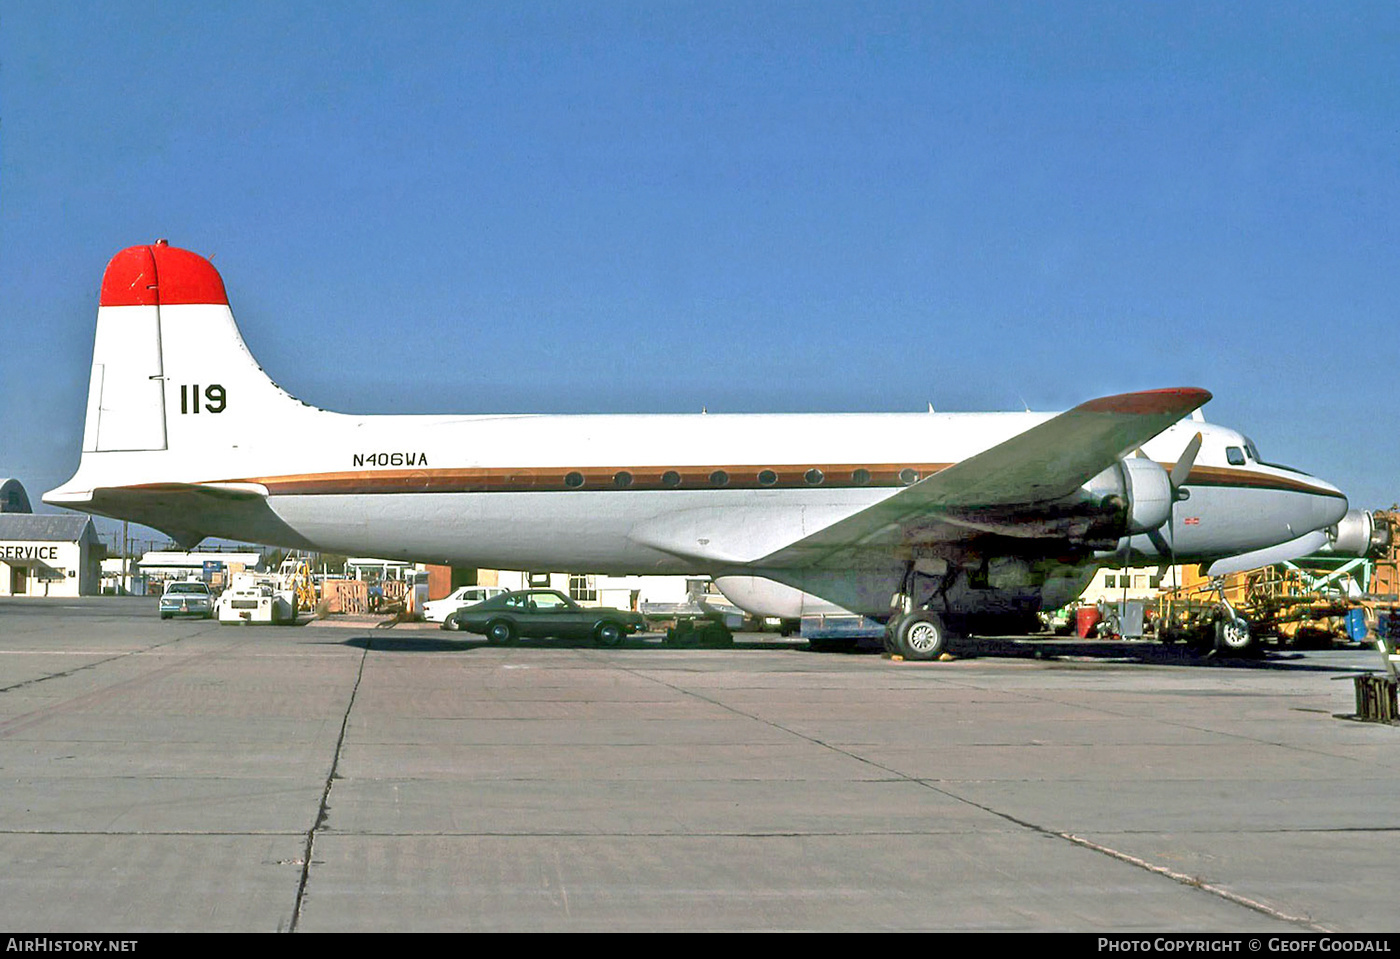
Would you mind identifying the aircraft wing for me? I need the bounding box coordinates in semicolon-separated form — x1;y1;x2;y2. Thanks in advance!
759;388;1211;569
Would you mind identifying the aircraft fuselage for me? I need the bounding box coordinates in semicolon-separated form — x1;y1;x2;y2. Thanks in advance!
45;244;1351;622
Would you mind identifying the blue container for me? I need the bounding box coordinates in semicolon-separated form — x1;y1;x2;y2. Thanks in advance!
1346;608;1369;643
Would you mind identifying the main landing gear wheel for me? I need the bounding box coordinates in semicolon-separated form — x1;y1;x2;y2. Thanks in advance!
889;611;949;661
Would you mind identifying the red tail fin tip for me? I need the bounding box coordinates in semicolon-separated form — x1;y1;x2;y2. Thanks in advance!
99;243;228;308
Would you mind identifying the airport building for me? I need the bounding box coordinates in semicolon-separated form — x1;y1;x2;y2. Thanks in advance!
0;479;105;598
0;513;105;598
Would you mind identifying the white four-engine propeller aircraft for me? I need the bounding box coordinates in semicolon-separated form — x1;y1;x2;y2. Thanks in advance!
46;242;1368;657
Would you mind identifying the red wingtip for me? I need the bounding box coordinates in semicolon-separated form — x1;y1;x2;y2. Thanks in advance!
1077;388;1212;416
99;243;228;307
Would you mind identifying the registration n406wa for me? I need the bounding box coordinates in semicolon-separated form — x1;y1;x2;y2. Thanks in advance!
46;242;1359;658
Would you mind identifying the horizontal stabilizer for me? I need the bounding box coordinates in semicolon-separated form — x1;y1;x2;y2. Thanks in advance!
73;483;308;552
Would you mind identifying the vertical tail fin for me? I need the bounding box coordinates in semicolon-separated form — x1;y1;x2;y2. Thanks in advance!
83;241;308;457
45;242;331;547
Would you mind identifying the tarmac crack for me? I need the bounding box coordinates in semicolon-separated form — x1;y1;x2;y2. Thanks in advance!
289;635;370;933
903;781;1337;931
1056;831;1332;931
0;636;191;695
0;636;245;740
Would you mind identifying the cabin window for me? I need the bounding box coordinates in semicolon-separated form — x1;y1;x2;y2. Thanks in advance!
613;471;633;488
899;468;920;485
661;471;681;488
564;471;585;488
851;468;871;486
804;468;824;486
710;470;729;487
758;470;778;486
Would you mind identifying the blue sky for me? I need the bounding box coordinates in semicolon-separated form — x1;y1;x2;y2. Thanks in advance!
3;2;1397;549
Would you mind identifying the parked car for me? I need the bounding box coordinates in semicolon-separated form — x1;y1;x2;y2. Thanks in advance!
159;580;214;619
442;588;645;646
421;585;507;623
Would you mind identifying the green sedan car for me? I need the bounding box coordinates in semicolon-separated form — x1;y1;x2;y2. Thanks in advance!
442;589;645;646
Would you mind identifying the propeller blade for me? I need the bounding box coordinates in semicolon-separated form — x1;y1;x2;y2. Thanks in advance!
1145;526;1172;556
1204;529;1330;577
1170;432;1204;491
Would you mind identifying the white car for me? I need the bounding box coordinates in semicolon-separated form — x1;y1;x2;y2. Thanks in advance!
160;580;214;619
421;585;507;623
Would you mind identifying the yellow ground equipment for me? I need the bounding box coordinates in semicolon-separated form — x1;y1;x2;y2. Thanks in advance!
276;555;318;613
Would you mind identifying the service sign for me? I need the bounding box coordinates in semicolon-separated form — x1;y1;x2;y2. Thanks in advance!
0;542;62;562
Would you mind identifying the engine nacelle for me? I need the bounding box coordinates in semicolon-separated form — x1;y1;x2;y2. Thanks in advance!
1082;457;1173;535
1326;509;1390;557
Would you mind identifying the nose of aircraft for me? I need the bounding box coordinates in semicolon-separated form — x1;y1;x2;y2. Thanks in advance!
1302;477;1349;535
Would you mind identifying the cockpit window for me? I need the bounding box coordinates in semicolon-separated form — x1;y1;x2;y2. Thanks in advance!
1239;435;1312;475
1226;447;1246;466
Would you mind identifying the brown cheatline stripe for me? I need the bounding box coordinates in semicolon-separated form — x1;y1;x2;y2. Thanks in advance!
1181;465;1345;498
178;462;1342;499
239;463;952;495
